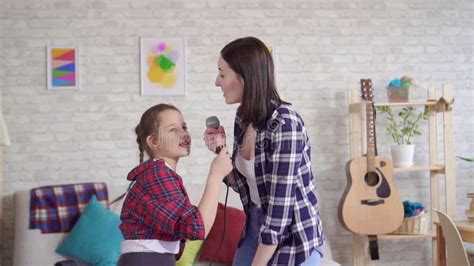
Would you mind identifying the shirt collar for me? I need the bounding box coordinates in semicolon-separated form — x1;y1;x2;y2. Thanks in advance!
153;158;173;170
236;100;280;131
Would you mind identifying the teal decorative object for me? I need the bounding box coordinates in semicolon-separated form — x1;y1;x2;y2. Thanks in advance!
389;79;402;87
56;195;123;266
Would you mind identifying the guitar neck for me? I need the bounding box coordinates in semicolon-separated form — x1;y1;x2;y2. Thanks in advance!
365;101;376;172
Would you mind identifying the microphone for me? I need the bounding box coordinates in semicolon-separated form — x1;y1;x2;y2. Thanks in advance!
205;118;230;261
205;116;220;129
206;116;231;188
205;116;223;154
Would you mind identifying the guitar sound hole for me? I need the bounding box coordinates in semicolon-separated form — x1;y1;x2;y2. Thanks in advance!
365;172;380;187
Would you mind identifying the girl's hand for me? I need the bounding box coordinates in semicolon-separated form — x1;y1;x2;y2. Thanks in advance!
204;126;226;154
209;146;233;182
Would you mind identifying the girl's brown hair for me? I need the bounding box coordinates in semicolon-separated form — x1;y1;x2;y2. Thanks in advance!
220;36;289;126
135;103;180;163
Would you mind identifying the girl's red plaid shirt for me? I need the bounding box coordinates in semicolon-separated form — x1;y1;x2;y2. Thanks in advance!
119;159;205;246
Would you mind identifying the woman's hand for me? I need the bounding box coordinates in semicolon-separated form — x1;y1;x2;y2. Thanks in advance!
225;171;237;187
204;126;226;154
252;244;278;266
209;146;233;182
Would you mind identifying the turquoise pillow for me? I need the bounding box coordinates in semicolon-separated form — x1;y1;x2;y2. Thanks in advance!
56;195;124;266
176;239;204;266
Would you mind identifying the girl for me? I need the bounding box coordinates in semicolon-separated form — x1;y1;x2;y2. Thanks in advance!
205;37;325;265
119;103;232;266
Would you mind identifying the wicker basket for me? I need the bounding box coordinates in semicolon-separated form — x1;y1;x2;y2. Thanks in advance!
386;86;410;102
390;211;431;235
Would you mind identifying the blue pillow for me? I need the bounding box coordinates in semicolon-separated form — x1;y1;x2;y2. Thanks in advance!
56;195;123;266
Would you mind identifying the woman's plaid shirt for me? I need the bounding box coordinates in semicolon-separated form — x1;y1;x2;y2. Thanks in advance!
231;104;325;265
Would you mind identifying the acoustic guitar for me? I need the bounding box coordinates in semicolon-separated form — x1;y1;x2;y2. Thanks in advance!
338;79;404;235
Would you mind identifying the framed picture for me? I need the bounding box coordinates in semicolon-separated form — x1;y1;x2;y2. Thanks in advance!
47;46;79;90
140;37;186;96
267;44;275;57
267;44;277;78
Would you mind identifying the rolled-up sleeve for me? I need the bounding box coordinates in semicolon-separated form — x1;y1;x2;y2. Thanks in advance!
144;168;205;241
260;118;303;245
147;197;205;240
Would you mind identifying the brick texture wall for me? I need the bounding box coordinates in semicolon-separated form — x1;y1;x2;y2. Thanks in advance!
1;0;473;265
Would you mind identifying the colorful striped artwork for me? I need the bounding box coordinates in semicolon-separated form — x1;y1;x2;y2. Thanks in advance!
47;46;79;90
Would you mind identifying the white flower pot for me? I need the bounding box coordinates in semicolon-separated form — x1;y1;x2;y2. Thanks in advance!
390;144;415;167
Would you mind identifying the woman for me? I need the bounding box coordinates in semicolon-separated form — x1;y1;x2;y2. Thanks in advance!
205;37;325;266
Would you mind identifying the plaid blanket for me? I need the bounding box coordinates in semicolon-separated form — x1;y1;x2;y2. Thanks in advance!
29;182;109;233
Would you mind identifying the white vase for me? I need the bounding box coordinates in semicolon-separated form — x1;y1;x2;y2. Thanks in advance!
390;144;415;167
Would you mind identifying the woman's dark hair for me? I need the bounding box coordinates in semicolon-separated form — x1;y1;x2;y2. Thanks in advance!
135;103;180;163
220;36;289;126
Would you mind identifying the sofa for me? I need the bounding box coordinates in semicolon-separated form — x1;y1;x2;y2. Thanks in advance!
12;183;340;266
12;184;127;266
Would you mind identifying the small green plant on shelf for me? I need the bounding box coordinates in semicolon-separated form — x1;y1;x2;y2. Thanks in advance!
458;156;474;163
457;157;473;184
376;106;429;145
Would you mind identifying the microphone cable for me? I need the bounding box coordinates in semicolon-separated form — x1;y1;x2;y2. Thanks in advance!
210;182;230;266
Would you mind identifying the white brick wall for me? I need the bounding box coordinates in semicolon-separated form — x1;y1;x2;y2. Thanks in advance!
2;0;473;265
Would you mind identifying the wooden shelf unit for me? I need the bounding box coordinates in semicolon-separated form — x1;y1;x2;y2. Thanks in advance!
393;164;445;173
347;85;455;266
378;232;437;240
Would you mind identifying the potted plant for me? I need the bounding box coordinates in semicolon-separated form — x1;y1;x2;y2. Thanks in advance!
376;106;429;167
458;156;474;163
